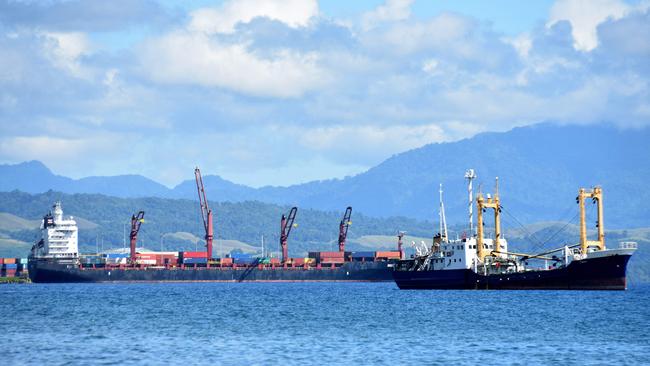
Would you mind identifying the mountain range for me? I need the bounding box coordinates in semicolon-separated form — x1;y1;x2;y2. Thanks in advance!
1;122;648;228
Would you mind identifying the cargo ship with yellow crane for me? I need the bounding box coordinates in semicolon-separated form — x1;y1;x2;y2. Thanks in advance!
392;169;637;290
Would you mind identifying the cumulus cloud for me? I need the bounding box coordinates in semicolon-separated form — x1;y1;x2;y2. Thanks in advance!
547;0;649;51
361;0;414;30
139;31;325;98
188;0;319;34
41;32;93;78
138;0;326;98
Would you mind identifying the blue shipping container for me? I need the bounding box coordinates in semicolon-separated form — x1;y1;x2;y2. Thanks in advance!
230;253;252;260
352;251;376;258
183;258;208;264
233;258;256;265
4;263;18;269
104;253;128;258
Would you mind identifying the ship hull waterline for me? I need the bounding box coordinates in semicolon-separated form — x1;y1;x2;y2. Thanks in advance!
392;254;632;290
28;260;395;283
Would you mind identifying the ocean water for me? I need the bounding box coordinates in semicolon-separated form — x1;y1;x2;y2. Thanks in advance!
1;283;649;365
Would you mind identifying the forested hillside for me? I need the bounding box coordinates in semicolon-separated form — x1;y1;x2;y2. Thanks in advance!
0;191;433;257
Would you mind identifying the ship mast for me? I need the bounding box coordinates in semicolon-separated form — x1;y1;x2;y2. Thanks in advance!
464;169;476;236
439;183;448;243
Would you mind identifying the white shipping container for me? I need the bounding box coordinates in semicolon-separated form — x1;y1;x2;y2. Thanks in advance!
136;259;156;265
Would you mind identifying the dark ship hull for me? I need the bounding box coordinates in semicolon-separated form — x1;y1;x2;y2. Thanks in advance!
28;259;394;283
392;253;632;290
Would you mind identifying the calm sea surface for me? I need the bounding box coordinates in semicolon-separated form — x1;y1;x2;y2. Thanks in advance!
1;282;649;365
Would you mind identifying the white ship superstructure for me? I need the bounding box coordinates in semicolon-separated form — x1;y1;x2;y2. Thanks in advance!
32;201;79;262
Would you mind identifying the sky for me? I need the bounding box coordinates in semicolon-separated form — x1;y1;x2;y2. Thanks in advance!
0;0;648;187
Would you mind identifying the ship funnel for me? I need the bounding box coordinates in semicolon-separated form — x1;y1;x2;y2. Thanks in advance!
53;201;63;222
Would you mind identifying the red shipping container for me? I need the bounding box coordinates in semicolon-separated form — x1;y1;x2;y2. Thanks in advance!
156;254;178;266
4;258;16;264
318;251;345;259
182;251;208;258
0;258;3;264
220;258;233;264
270;258;280;265
5;270;16;277
376;251;401;258
293;258;305;266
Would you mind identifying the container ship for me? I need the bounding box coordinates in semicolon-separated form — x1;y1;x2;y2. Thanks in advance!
28;169;402;283
392;169;637;290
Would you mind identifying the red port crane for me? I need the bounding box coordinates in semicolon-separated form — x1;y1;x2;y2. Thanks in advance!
280;207;298;263
195;167;213;260
338;206;352;252
129;211;145;263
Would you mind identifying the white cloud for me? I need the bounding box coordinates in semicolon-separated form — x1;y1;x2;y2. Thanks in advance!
0;135;111;162
139;31;325;98
189;0;319;34
361;0;414;30
363;12;471;55
547;0;629;51
41;32;93;78
504;33;532;58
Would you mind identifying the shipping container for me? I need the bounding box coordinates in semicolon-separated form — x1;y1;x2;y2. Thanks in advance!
4;258;16;264
104;253;128;258
320;258;345;264
269;258;280;265
318;251;345;259
4;263;18;269
230;253;252;260
183;257;208;264
181;251;208;259
233;258;255;265
0;258;3;264
376;251;401;258
293;258;305;266
352;251;376;258
136;259;157;265
105;257;128;265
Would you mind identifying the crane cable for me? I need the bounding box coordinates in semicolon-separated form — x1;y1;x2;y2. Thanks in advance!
500;207;545;248
538;210;580;248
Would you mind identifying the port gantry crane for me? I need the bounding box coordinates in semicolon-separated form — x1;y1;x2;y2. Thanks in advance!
338;206;352;252
280;207;298;263
129;211;145;264
195;167;214;260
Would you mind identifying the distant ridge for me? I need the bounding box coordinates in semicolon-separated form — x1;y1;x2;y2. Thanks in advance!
0;160;169;197
1;123;649;226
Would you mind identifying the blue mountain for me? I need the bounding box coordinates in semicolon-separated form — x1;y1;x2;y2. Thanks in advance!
2;123;648;227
